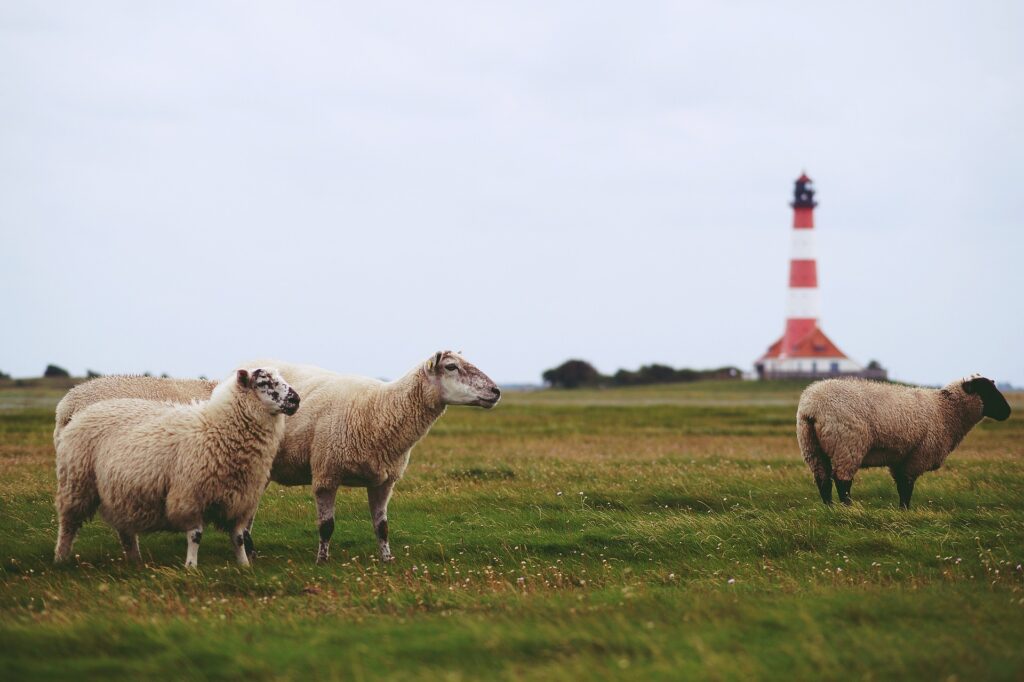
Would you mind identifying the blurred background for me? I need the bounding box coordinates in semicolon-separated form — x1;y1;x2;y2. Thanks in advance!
2;1;1021;386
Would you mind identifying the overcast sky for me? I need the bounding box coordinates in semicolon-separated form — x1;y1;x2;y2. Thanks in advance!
2;2;1022;386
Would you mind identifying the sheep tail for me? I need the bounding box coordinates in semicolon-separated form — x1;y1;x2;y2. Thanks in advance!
797;414;825;466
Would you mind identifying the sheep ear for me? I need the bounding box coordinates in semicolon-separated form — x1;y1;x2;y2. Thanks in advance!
237;369;251;388
430;351;444;373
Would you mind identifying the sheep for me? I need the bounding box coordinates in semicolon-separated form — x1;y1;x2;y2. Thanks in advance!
53;368;300;567
796;374;1011;508
54;351;501;563
257;350;501;563
54;375;218;448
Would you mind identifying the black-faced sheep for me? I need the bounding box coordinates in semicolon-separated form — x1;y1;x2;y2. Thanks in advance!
54;368;299;566
797;374;1011;508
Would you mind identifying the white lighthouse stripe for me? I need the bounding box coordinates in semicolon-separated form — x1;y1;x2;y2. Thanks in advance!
789;230;816;260
786;287;821;318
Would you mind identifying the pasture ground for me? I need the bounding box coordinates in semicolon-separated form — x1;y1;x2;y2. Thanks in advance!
0;380;1022;680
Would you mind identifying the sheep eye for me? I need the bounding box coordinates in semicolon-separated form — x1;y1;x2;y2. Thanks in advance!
444;364;458;371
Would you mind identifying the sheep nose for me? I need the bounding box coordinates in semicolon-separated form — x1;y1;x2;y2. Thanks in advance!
283;388;300;414
491;387;501;397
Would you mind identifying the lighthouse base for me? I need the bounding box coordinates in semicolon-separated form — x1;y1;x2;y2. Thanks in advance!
755;364;888;381
754;327;887;381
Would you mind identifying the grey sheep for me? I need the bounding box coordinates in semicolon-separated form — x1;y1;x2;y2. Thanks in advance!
797;374;1011;508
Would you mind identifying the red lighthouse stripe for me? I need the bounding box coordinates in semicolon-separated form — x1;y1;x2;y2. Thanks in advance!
783;318;817;355
788;259;818;288
793;206;814;229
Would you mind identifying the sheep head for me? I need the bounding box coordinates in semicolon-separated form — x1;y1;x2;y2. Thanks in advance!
962;375;1011;421
426;351;501;409
237;368;301;416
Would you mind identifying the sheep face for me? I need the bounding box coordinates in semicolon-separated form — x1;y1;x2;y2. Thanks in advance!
238;368;301;416
963;376;1011;421
429;351;501;408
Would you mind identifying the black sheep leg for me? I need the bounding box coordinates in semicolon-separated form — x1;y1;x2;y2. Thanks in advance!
815;456;834;505
889;465;916;510
833;477;853;506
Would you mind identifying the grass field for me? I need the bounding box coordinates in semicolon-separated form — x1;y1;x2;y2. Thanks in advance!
1;380;1022;680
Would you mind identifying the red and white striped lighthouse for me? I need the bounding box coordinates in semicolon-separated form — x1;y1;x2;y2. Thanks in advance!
783;173;820;355
756;173;866;379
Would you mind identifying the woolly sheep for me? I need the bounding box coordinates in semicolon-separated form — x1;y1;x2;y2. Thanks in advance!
53;368;299;567
54;375;218;448
796;374;1011;508
257;350;501;562
54;351;501;563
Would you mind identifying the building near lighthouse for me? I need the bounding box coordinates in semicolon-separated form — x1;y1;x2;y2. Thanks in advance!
755;173;886;380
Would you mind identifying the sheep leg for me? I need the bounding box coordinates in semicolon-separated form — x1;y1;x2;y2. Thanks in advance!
798;416;833;505
118;531;141;563
315;487;338;564
367;481;396;562
889;465;916;510
231;524;251;567
185;524;203;568
243;515;258;561
833;477;854;506
242;479;271;561
54;471;98;564
54;517;84;564
812;456;833;505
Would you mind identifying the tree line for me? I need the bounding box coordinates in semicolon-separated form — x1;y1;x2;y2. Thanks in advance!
542;359;741;389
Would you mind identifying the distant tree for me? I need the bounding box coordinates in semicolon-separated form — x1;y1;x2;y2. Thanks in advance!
644;364;678;383
198;375;209;381
613;368;639;386
160;373;170;379
0;369;10;380
86;369;102;379
542;360;601;389
866;359;883;370
44;364;70;378
143;372;152;377
611;363;743;386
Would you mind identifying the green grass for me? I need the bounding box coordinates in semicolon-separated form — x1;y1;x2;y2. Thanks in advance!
1;383;1022;680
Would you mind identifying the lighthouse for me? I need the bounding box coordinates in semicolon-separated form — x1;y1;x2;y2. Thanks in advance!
755;173;880;379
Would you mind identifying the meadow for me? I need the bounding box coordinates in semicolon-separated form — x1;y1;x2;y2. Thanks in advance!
1;380;1022;680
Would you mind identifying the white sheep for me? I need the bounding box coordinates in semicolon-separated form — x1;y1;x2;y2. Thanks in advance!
258;350;501;562
53;368;299;567
796;374;1011;508
54;351;500;563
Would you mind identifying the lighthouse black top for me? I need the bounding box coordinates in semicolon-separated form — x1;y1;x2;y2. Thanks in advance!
791;173;817;208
